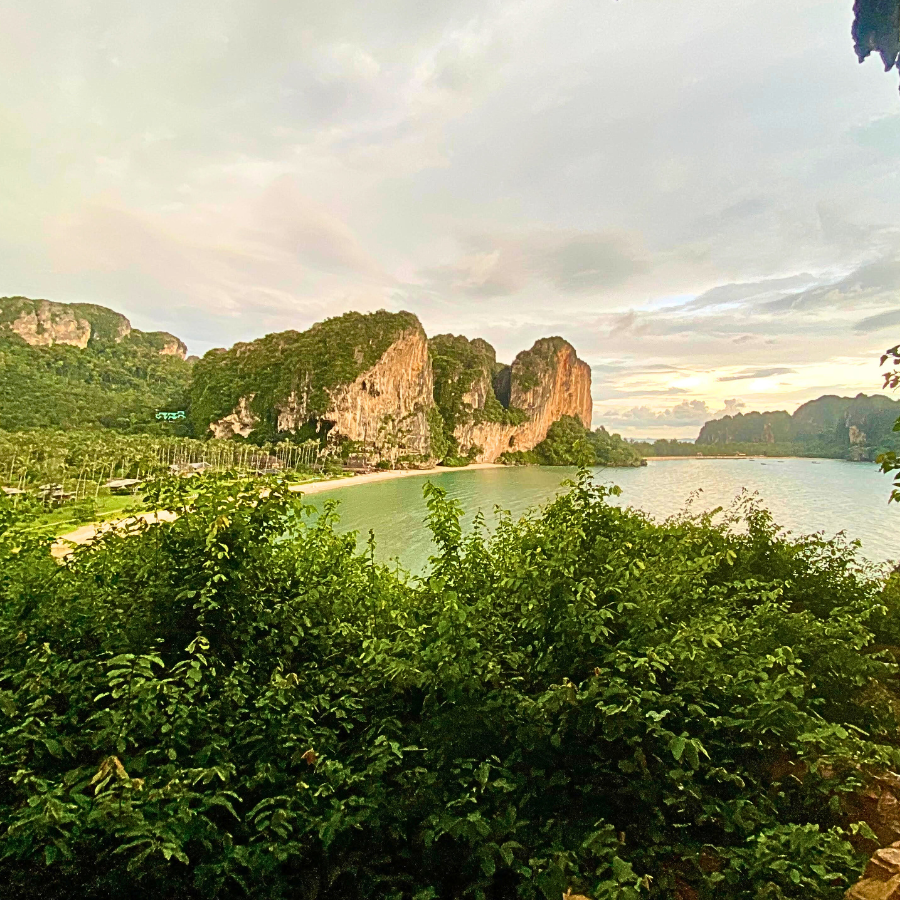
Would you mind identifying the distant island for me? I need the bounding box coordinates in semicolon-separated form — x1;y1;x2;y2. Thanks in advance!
634;394;900;462
0;296;641;469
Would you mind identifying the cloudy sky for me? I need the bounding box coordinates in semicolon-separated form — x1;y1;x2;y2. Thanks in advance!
2;0;900;436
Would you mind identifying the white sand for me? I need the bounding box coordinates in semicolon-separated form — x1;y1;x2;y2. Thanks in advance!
288;462;502;495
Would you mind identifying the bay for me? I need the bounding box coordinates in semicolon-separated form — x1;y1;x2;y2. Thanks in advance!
301;458;899;574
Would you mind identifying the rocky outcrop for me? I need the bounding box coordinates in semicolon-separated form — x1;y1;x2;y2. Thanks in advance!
196;311;593;463
847;844;900;899
199;311;437;460
324;329;434;458
148;332;188;358
210;395;259;440
454;338;592;463
272;327;434;457
842;772;900;899
1;297;98;348
0;296;187;358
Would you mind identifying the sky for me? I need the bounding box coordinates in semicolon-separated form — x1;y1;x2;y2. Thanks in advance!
2;0;900;437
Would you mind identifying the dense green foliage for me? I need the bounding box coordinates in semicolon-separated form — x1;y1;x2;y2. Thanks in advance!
0;474;897;898
503;417;643;468
0;430;326;493
696;394;900;461
878;344;900;503
853;0;900;88
189;311;422;441
429;335;499;435
0;333;192;433
631;439;809;458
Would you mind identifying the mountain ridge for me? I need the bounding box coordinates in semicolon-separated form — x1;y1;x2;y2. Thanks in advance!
0;297;604;465
696;393;900;460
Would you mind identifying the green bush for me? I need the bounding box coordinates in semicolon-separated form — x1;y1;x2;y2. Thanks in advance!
439;455;471;467
0;474;896;899
502;417;643;467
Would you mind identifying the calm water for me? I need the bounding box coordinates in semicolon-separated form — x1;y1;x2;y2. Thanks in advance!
301;459;899;574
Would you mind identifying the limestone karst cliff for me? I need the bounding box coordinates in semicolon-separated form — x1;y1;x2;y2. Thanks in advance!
191;310;436;459
197;319;592;463
448;337;593;463
0;296;187;358
1;294;596;457
696;392;900;460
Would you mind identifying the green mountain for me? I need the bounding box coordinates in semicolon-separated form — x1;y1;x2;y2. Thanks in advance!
696;393;900;459
0;297;618;467
427;333;528;459
0;297;192;432
188;310;436;453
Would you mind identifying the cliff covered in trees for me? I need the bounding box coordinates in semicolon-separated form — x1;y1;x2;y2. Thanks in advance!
0;298;615;466
0;297;186;356
189;310;436;460
696;393;900;460
429;334;593;463
191;314;597;464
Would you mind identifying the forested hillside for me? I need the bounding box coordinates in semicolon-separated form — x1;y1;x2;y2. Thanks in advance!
0;332;192;432
696;393;900;460
0;297;192;432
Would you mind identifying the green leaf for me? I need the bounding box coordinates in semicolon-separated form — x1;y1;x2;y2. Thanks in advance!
0;691;16;717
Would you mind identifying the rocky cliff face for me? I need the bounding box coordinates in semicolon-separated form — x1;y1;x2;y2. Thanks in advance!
0;296;187;358
323;329;434;457
273;327;434;457
199;310;436;459
196;311;593;463
454;338;592;463
1;297;104;348
210;396;258;440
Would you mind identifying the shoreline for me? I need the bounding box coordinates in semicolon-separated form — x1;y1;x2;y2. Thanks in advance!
289;462;503;495
53;463;504;553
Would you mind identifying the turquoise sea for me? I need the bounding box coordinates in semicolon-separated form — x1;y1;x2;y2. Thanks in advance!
301;458;899;574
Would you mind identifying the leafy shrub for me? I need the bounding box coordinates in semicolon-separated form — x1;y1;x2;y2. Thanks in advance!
0;474;896;899
439;455;472;467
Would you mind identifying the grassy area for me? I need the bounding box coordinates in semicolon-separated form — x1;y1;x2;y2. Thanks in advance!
24;471;351;538
22;492;141;537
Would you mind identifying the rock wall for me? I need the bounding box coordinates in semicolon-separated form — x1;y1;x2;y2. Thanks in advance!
210;395;259;440
325;329;434;458
157;334;188;357
212;325;435;458
461;368;493;411
454;338;592;463
1;298;97;348
0;296;187;359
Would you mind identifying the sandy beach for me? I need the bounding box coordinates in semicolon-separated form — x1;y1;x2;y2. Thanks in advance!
288;462;502;495
52;463;504;554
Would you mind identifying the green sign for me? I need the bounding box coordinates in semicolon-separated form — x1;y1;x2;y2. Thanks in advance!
155;410;186;421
